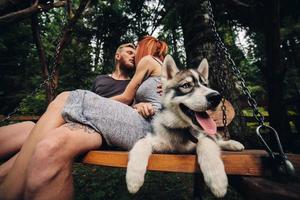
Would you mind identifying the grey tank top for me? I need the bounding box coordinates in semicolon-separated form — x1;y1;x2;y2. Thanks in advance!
135;76;161;112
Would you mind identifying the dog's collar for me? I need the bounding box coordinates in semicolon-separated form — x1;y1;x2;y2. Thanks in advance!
162;125;199;143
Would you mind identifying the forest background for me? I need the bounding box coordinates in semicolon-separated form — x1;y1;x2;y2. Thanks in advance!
0;0;299;199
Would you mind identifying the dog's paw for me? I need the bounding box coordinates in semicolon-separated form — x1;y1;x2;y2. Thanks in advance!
126;170;145;194
227;140;245;151
209;175;228;198
219;140;245;151
204;169;228;198
201;158;228;198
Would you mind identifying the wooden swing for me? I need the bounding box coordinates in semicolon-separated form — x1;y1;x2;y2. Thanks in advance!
80;100;300;200
80;100;258;174
80;100;299;175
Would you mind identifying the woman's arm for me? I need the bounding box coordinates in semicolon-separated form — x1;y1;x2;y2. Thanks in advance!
111;57;154;105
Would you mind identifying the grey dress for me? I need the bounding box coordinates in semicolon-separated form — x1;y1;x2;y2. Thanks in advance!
61;76;161;150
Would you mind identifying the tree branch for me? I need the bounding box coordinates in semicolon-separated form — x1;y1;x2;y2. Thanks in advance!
149;0;167;35
31;12;49;79
52;0;90;71
66;0;72;18
230;0;251;8
31;11;56;102
0;1;66;25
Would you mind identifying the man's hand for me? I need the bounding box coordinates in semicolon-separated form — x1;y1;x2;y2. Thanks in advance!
133;102;155;118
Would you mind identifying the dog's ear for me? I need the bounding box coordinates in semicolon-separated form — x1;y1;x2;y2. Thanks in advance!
197;58;209;81
162;55;179;80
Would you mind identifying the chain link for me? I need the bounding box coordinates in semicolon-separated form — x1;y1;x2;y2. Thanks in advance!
206;0;265;125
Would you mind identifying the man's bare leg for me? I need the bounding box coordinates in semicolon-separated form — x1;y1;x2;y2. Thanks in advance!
0;154;18;185
0;92;70;199
24;123;102;200
0;122;35;185
0;121;35;159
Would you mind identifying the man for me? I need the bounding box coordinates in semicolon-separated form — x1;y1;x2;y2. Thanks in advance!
91;43;135;98
0;43;154;199
91;43;154;117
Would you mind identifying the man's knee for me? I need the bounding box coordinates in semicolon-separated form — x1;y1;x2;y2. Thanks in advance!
25;133;73;192
20;121;35;137
31;131;72;163
47;91;70;112
21;121;36;128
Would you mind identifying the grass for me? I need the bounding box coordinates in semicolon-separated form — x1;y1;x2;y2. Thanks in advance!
73;163;245;200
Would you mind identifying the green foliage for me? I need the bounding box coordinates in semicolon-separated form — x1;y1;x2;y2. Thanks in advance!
19;91;47;115
0;20;41;114
73;163;244;200
242;107;269;117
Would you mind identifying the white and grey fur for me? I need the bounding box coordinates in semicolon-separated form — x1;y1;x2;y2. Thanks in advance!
126;55;244;198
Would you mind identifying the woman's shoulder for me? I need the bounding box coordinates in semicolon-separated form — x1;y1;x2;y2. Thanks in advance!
142;55;154;60
138;55;161;67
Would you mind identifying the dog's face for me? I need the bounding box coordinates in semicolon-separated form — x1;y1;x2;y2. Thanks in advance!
161;55;221;135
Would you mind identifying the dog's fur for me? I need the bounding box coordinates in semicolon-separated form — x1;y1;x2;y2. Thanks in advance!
126;55;244;198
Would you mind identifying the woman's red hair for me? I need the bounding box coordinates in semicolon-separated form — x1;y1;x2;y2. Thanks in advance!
135;35;168;66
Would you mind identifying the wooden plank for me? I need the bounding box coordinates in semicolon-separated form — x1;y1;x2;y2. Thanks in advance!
0;115;40;121
81;150;300;176
208;99;235;126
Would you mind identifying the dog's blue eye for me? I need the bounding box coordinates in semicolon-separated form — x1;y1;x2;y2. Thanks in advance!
180;83;191;89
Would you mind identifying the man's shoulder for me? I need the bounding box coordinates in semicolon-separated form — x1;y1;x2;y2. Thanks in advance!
94;74;111;81
95;74;110;79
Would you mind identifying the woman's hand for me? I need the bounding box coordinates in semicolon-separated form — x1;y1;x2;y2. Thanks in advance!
133;102;155;118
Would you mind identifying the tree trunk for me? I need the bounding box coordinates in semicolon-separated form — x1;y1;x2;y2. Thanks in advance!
94;36;101;69
264;0;291;149
174;0;248;145
171;26;180;65
31;13;54;103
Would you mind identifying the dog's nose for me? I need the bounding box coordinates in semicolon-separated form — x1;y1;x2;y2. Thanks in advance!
206;92;222;108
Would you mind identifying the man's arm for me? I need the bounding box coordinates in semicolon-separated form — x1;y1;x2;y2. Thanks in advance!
111;58;154;105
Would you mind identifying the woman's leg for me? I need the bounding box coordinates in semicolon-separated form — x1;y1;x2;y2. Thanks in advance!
0;121;35;159
0;92;70;199
24;122;102;200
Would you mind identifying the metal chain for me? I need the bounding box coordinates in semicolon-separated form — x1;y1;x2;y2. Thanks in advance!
0;32;63;124
206;0;265;125
204;1;296;178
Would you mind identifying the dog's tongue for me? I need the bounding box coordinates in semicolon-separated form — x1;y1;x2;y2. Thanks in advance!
195;112;217;135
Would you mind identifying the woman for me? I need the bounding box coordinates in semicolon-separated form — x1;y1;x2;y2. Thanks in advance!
0;35;168;200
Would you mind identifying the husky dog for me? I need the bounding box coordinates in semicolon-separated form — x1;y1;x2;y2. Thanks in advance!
126;55;244;198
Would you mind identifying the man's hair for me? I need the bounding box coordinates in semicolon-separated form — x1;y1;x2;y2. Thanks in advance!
115;43;135;54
